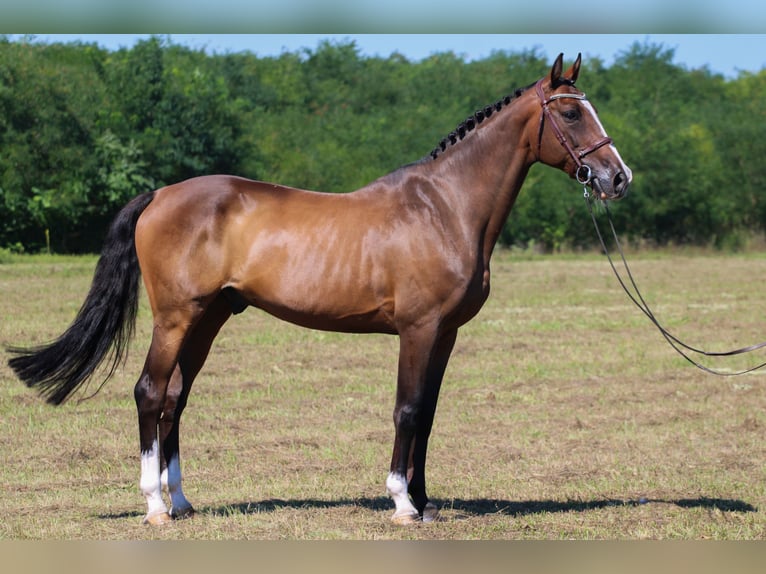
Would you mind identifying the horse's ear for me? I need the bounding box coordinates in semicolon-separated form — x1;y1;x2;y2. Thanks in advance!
563;53;582;84
550;53;564;87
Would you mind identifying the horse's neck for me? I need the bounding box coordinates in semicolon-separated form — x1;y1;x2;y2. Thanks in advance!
421;101;535;263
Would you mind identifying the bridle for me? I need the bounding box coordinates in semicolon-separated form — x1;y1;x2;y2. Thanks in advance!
535;78;613;186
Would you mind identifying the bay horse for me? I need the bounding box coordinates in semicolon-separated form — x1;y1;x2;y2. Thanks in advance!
8;54;631;525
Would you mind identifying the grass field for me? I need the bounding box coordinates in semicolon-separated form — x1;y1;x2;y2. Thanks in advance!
1;248;766;539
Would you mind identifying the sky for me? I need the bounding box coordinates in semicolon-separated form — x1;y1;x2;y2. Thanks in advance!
2;0;765;32
22;34;766;79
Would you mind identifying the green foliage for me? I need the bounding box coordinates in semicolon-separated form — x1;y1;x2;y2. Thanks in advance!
0;37;765;253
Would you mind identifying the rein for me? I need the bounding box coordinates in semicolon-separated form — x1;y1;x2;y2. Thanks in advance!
584;192;766;376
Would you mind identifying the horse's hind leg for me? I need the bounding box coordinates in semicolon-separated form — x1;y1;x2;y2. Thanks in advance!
159;295;232;519
135;306;203;525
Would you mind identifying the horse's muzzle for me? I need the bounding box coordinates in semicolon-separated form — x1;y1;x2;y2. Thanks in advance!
592;169;631;200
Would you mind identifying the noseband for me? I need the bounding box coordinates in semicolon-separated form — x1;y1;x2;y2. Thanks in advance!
535;79;613;185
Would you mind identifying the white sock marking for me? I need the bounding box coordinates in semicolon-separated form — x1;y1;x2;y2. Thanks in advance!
386;472;418;518
140;439;168;518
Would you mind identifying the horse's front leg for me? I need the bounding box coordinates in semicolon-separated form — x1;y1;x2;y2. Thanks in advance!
405;328;458;523
387;325;445;525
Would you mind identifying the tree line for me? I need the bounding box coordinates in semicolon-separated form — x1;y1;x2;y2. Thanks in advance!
1;35;765;253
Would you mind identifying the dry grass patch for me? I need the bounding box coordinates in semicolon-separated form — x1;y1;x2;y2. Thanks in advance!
1;250;765;538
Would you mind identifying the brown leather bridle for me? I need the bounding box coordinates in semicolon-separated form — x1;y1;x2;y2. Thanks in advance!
535;78;613;185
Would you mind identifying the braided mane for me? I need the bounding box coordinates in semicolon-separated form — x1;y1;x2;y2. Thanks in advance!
428;83;534;160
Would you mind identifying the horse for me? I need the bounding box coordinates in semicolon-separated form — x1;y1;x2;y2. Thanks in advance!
8;53;631;525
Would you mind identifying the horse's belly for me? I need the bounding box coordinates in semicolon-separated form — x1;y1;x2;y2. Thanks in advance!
251;296;397;335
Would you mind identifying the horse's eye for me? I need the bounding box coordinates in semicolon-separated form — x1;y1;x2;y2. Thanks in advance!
561;109;580;121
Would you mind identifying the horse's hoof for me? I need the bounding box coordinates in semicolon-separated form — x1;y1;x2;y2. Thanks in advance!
422;502;440;523
170;505;196;520
142;511;173;526
391;510;420;525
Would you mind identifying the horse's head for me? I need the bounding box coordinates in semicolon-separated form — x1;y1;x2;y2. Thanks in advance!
532;53;632;200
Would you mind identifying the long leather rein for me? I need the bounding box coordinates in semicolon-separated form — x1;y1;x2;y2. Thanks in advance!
585;195;766;376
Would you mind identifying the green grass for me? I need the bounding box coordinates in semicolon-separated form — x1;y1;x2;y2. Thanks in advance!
1;249;766;539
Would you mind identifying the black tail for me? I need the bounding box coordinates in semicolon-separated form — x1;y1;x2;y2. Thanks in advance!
7;191;156;405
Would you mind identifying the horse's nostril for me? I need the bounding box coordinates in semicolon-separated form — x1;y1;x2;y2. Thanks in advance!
613;172;629;196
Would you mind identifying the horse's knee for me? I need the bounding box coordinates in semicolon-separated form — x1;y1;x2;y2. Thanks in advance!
394;403;420;431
